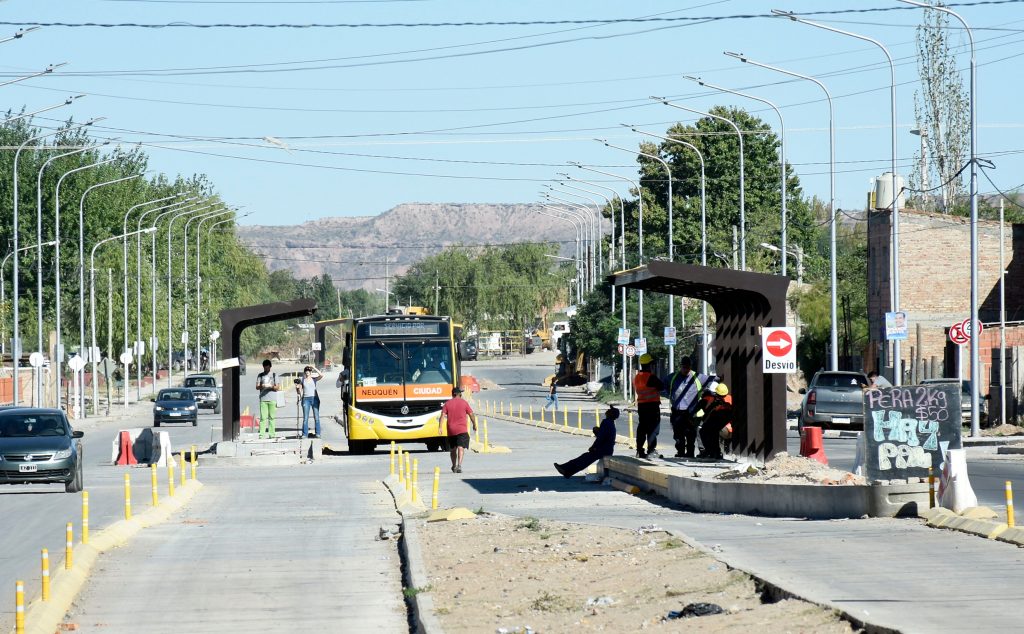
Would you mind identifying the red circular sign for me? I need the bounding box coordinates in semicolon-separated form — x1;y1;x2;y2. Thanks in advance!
765;330;793;357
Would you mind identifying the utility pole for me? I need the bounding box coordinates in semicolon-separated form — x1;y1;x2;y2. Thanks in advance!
434;270;440;315
732;226;739;269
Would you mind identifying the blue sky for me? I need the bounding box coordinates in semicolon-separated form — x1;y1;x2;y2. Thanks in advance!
4;0;1022;226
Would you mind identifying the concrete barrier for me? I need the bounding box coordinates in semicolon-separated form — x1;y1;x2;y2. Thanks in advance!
605;456;929;519
110;428;173;466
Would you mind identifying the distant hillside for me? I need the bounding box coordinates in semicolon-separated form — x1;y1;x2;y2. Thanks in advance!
238;203;604;290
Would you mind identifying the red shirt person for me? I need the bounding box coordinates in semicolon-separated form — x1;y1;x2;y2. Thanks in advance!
438;387;477;473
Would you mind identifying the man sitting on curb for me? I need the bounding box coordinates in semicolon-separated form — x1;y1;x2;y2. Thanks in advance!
554;406;619;478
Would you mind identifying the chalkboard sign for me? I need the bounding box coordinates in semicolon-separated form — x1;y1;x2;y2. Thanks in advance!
863;383;963;482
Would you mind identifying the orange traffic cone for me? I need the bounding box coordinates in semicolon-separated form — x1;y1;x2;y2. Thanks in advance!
799;426;828;465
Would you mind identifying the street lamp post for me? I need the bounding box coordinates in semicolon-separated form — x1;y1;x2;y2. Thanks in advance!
167;205;224;385
182;208;228;374
602;138;676;372
2;242;59;387
11;118;98;405
52;152;116;409
685;75;788;278
570;163;642;401
538;205;584;303
540;194;593;291
725;53;838;372
77;173;143;416
546;184;602;280
122;195;180;407
198;213;246;369
760;243;803;284
137;197;199;395
91;227;157;414
654;97;746;271
628;127;710;375
193;209;234;368
151;202;217;389
771;12;902;384
34;139;95;403
555;177;619;311
898;0;980;434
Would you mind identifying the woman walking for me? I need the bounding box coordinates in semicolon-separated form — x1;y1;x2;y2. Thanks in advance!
300;366;323;438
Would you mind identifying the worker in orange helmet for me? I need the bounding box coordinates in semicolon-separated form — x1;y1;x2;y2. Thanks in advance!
693;381;733;460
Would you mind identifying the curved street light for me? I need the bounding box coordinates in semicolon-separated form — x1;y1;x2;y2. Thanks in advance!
604;136;678;371
724;52;837;371
628;127;710;375
896;0;979;431
538;204;584;303
684;75;788;278
540;192;593;291
90;227;157;414
653;97;746;271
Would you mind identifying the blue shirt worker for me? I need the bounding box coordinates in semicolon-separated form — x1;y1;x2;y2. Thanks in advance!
664;357;709;458
554;406;619;478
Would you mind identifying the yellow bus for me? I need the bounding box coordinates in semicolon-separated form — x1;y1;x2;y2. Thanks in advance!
344;314;459;453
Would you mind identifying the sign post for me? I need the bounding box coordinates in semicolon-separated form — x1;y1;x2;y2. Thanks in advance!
761;327;797;374
68;355;85;419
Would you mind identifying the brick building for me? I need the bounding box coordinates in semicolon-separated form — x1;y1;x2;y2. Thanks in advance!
867;207;1024;409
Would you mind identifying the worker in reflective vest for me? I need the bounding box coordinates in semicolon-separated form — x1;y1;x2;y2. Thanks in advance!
694;381;734;460
665;356;710;458
633;353;664;459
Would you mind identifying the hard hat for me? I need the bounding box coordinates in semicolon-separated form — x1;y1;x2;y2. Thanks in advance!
639;353;653;365
715;382;729;396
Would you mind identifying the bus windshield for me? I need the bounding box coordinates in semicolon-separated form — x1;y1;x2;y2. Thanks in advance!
406;340;453;384
355;341;404;386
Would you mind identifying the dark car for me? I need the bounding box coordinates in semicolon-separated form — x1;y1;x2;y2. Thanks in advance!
0;408;84;493
458;339;478;361
183;374;221;414
799;370;870;431
154;388;198;426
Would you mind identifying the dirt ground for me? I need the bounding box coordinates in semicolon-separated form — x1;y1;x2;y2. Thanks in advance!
982;423;1024;437
417;513;856;633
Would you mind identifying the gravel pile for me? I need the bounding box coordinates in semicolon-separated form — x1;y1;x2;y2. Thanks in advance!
713;452;865;486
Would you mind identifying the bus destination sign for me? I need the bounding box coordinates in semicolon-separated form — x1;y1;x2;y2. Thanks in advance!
367;322;441;337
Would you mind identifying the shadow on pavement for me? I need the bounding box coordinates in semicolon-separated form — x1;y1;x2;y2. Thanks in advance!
460;475;623;495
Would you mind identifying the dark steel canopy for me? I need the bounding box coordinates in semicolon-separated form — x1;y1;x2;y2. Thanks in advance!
219;298;318;441
610;259;790;459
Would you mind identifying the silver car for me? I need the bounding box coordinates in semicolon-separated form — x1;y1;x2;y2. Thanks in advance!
799;371;870;431
0;408;84;493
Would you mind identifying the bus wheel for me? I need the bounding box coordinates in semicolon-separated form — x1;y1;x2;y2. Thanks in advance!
349;440;376;455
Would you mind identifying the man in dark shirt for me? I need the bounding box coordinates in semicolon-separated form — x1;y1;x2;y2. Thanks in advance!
554;407;619;477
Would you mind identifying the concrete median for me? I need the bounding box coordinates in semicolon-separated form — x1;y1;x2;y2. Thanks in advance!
605;456;929;519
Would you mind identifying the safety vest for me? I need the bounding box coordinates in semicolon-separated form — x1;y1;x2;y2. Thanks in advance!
634;371;661;404
669;370;705;412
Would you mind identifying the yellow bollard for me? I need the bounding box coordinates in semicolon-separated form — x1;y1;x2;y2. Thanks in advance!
123;472;132;520
577;407;582;427
412;459;419;503
519;404;522;419
180;451;186;488
15;580;24;634
398;449;405;485
928;467;936;509
191;456;197;482
389;441;396;476
405;453;412;490
82;491;90;545
1007;481;1016;528
529;405;534;421
563;408;568;427
41;549;49;602
474;423;480;445
151;464;159;507
168;460;176;498
483;419;490;452
498;402;503;416
65;523;73;570
539;407;544;424
432;466;440;510
595;408;600;426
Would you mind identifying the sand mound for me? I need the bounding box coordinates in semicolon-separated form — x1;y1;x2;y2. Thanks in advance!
714;452;865;486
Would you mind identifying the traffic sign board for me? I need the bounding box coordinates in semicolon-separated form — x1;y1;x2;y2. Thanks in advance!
119;352;133;366
762;327;797;374
625;345;636;358
616;343;624;355
28;352;45;368
67;356;85;372
949;318;983;346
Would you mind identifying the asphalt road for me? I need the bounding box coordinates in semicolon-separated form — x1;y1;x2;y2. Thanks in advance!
0;388;220;632
465;351;1024;511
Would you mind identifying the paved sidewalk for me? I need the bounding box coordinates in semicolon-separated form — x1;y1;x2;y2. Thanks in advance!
414;416;1024;634
66;461;407;633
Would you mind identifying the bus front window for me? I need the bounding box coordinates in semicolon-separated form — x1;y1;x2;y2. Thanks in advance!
355;342;403;386
406;341;453;384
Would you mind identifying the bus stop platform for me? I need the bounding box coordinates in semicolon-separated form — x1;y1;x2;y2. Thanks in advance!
214;435;323;465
